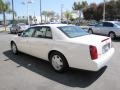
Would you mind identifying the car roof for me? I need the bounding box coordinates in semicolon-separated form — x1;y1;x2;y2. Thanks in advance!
103;21;120;24
31;24;74;28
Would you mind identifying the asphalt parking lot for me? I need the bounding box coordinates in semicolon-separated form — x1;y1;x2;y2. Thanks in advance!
0;32;120;90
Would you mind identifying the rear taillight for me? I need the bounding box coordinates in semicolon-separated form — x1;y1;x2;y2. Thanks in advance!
89;45;98;60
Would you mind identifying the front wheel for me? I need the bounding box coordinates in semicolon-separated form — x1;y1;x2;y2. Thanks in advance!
10;29;12;34
11;42;18;54
50;52;68;72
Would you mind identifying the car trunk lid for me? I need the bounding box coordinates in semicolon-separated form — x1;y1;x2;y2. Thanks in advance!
69;34;111;58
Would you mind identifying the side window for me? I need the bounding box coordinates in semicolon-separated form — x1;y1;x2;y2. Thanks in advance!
103;22;114;27
34;27;46;38
96;23;103;27
34;26;52;39
21;28;35;37
45;27;52;39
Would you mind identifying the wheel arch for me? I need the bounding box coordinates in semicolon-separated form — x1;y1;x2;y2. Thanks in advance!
48;50;69;67
109;31;116;34
108;31;116;37
10;40;15;46
10;40;17;49
108;31;116;39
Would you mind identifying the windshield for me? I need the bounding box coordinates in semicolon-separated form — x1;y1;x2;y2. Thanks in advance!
115;22;120;26
58;26;89;38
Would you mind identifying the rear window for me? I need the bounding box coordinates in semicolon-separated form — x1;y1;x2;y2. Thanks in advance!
58;26;89;38
115;22;120;26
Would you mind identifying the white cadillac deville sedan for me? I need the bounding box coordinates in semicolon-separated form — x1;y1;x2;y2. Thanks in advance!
10;24;115;72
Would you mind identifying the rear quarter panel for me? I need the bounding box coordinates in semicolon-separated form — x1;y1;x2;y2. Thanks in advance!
50;40;97;70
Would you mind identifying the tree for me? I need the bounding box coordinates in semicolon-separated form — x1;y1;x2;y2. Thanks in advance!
42;11;55;23
0;0;11;31
47;11;55;18
41;11;48;23
83;3;98;20
116;0;120;19
105;1;116;20
64;11;72;24
46;11;55;22
0;0;4;11
83;0;120;21
11;0;15;22
96;3;104;21
72;1;88;24
83;3;104;21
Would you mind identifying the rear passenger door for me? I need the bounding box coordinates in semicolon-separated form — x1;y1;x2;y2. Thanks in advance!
102;22;114;35
29;26;53;60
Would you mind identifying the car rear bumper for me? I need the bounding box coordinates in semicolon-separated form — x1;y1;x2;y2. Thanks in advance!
10;30;18;33
92;47;115;71
67;47;114;71
69;48;115;71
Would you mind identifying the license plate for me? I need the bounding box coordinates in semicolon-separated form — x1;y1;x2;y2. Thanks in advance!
102;43;110;54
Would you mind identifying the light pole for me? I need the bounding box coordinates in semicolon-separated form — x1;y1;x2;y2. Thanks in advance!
11;0;15;23
27;1;29;25
61;4;63;23
40;0;42;23
22;0;33;25
103;0;106;21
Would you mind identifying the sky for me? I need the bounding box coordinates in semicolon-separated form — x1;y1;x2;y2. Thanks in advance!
0;0;104;20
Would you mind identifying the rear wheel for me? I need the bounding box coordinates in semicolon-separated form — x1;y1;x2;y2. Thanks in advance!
49;52;68;72
109;32;116;39
11;42;18;54
10;29;12;34
16;29;18;34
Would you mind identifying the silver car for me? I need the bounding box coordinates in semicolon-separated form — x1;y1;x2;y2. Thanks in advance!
10;23;29;34
88;21;120;39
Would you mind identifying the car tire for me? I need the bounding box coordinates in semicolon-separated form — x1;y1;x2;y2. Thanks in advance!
88;29;93;34
109;32;116;39
10;29;12;34
16;29;18;34
10;31;12;34
49;52;68;72
11;42;18;54
10;28;13;34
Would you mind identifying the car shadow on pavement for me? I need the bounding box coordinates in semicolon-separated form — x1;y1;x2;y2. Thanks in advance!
3;50;107;88
113;38;120;42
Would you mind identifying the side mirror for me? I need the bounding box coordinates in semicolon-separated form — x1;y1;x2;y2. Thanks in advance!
18;33;21;36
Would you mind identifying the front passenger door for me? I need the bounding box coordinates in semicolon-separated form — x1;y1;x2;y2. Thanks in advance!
17;28;35;54
93;23;103;34
29;26;53;60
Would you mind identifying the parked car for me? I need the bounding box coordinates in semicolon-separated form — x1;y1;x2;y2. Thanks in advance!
88;21;120;39
7;24;12;28
10;24;114;72
80;26;89;32
88;20;98;26
10;23;29;34
30;24;39;26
